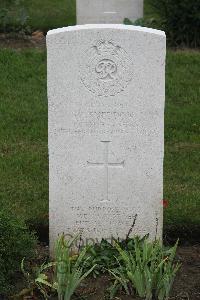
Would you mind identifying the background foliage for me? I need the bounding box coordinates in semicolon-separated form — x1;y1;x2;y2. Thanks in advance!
0;0;30;33
148;0;200;47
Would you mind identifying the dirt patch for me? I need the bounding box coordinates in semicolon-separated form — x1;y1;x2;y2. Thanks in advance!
0;32;46;50
164;225;200;245
170;245;200;300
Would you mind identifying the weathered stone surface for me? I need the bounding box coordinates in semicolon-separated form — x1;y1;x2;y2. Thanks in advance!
47;24;166;250
76;0;143;25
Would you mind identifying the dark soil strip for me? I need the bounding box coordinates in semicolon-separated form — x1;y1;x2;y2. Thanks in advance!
0;33;46;49
164;224;200;245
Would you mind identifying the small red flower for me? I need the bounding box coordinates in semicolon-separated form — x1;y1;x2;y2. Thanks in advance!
163;199;169;208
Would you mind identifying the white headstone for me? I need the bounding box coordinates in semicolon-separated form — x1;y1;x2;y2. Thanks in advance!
76;0;143;25
47;24;166;250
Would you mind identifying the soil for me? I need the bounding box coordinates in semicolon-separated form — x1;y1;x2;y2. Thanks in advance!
171;245;200;300
0;32;46;50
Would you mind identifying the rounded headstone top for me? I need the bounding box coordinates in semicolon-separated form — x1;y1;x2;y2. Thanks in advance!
47;24;165;37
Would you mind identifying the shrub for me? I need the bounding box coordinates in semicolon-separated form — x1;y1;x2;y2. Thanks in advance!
0;0;30;33
124;17;159;29
109;237;180;300
82;238;140;278
148;0;200;48
0;210;37;295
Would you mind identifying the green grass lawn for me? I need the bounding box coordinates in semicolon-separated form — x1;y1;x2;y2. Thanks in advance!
164;51;200;236
0;48;199;238
0;50;48;229
25;0;76;30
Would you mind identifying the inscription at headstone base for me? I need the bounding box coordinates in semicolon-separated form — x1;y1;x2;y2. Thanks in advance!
47;24;166;251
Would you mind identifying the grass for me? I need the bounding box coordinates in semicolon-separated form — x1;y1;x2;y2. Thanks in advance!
25;0;76;31
164;50;200;234
0;49;48;228
0;48;199;238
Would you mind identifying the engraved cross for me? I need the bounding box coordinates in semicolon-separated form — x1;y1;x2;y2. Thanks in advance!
87;141;124;203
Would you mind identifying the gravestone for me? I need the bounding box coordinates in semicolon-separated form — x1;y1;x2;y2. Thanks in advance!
47;24;166;251
76;0;143;25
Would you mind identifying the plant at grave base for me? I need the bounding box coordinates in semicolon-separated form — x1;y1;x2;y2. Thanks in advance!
108;237;181;300
108;263;131;299
81;239;119;278
81;236;144;278
54;234;97;300
18;258;55;299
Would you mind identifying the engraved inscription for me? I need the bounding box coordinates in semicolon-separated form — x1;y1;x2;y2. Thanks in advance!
70;206;138;235
80;40;134;97
52;110;137;136
87;141;124;202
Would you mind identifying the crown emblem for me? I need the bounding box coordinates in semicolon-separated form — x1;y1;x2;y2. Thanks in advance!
94;40;120;56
